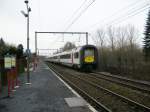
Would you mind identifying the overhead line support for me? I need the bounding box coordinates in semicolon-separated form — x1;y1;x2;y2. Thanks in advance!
35;31;89;55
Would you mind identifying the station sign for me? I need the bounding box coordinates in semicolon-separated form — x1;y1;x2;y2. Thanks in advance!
4;56;12;69
11;56;16;67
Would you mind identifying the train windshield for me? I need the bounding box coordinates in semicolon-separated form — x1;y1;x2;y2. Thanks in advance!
84;49;94;57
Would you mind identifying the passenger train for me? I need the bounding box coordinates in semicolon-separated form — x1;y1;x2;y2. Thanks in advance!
48;45;98;71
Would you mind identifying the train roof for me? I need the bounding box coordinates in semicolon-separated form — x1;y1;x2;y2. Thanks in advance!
49;45;96;58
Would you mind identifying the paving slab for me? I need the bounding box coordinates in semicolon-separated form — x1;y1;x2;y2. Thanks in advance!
65;97;87;107
0;60;95;112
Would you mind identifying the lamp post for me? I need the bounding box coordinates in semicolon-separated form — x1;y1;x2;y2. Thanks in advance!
21;0;31;84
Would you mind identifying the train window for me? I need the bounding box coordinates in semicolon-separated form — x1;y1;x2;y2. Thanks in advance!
60;55;63;59
65;54;70;59
74;52;79;58
84;49;94;57
60;54;71;59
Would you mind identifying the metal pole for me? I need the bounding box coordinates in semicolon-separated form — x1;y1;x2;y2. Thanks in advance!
35;32;37;55
86;32;88;45
38;49;39;56
26;2;30;84
21;0;31;84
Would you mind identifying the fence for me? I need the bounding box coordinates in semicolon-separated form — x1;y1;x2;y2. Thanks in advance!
0;58;26;93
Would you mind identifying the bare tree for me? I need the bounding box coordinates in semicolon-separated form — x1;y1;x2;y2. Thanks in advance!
126;25;137;48
107;26;116;51
62;42;76;51
90;33;99;46
115;27;128;73
96;29;106;47
107;26;116;68
95;29;108;70
94;25;150;81
116;27;127;49
126;25;140;72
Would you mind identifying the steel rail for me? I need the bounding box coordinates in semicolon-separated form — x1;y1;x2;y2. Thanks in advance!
69;74;150;111
48;63;150;111
90;72;150;94
48;64;111;112
95;72;150;86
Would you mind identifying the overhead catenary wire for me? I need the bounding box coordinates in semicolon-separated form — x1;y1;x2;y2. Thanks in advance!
81;0;149;31
60;0;89;44
36;0;94;54
87;0;143;28
63;0;88;29
105;4;149;26
86;1;150;47
64;0;96;31
60;0;95;45
108;4;150;26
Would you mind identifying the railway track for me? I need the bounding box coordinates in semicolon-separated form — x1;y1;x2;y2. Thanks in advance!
47;63;150;112
90;72;150;94
48;64;111;112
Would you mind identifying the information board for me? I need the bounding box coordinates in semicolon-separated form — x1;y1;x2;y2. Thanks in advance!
11;57;16;67
4;57;12;69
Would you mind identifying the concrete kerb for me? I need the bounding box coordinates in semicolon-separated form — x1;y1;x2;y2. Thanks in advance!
46;64;97;112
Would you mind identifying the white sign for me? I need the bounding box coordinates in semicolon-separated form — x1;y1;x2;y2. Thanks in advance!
11;57;16;67
4;57;12;69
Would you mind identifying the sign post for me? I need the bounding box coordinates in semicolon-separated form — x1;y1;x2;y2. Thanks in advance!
12;56;19;88
11;56;16;68
11;56;17;91
4;55;12;97
26;49;31;85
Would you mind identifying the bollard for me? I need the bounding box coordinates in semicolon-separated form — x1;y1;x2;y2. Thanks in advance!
4;54;13;97
33;62;35;71
11;69;15;91
7;70;11;97
0;80;1;94
15;67;19;88
0;72;1;94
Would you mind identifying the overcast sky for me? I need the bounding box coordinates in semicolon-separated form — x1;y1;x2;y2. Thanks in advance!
0;0;149;55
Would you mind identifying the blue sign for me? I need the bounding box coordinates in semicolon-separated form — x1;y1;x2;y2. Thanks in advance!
26;49;31;54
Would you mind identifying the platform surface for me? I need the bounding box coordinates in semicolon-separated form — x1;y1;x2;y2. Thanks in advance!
0;60;94;112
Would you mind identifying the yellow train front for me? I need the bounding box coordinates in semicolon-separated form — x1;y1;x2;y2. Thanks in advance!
79;45;98;72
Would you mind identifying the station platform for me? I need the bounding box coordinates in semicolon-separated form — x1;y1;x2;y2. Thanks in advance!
0;60;96;112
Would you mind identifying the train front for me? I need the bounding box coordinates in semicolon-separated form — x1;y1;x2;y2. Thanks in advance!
80;45;98;72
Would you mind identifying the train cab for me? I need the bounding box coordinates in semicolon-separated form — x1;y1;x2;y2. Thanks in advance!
79;45;98;71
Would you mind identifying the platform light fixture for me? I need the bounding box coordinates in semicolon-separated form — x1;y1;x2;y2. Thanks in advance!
21;0;31;84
